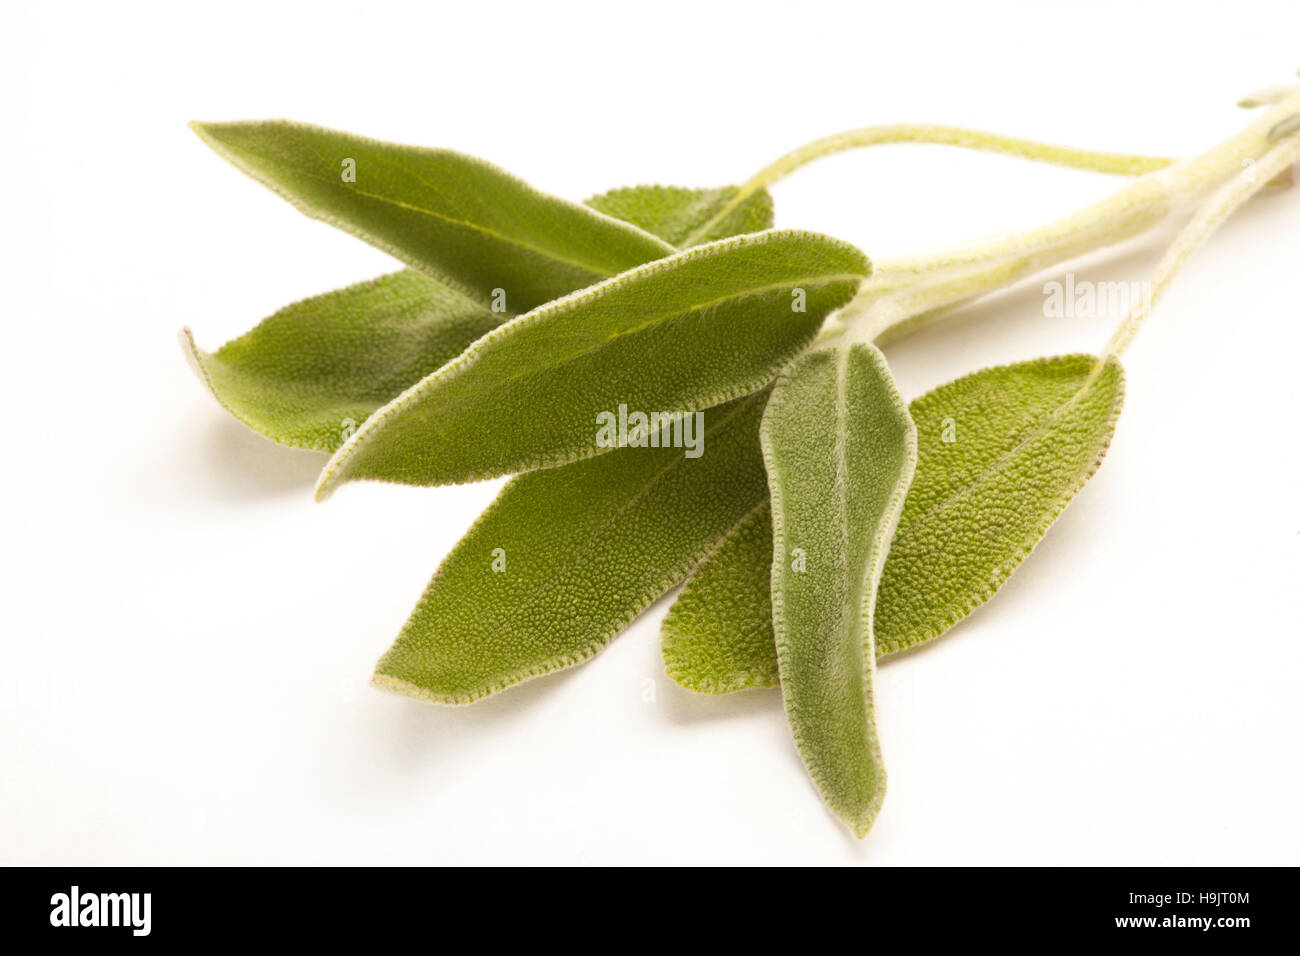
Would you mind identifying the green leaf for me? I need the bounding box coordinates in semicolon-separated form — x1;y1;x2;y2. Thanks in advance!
190;119;676;313
761;343;916;838
315;230;869;497
183;185;776;451
585;184;774;247
181;272;498;451
662;354;1125;693
660;503;778;693
372;391;770;704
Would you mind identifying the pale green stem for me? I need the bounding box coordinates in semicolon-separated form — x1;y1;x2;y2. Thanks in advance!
836;88;1300;346
1101;125;1300;359
844;211;1169;346
1238;83;1300;108
872;98;1294;280
682;124;1175;247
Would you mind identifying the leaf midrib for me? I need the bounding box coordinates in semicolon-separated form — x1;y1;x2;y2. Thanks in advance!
833;348;862;655
223;137;662;282
334;269;863;485
899;369;1109;535
404;272;863;422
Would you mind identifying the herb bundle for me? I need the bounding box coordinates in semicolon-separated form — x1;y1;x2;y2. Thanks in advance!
184;78;1300;837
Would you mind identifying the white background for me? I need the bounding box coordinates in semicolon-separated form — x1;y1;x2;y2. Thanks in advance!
2;0;1298;866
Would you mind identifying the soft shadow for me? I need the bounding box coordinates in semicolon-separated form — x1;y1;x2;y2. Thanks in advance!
659;680;780;725
370;665;589;767
186;417;328;500
880;463;1111;668
630;586;784;726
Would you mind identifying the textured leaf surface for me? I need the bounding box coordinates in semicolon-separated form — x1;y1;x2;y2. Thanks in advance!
660;503;778;693
762;343;916;837
663;354;1125;693
316;231;869;495
183;186;774;451
373;392;770;704
191;120;675;312
181;272;497;451
585;184;774;247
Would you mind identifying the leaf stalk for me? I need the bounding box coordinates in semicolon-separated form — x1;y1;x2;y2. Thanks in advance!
824;89;1300;349
683;124;1175;247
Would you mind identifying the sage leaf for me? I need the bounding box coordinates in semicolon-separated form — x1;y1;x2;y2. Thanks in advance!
762;343;916;837
660;502;778;693
585;184;774;247
190;120;676;312
315;230;870;497
373;392;770;704
663;354;1125;693
181;272;498;451
183;185;775;451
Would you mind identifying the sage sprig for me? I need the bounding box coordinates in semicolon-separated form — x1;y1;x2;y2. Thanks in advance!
184;80;1300;841
184;180;774;450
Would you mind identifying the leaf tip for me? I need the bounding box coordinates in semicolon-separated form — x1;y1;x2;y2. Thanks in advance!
370;671;425;701
844;791;886;839
371;670;471;706
188;120;240;156
311;470;337;503
177;325;216;396
313;431;368;500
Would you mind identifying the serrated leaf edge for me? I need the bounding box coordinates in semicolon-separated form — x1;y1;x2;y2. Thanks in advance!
371;392;770;705
762;343;917;837
876;353;1125;654
314;229;870;499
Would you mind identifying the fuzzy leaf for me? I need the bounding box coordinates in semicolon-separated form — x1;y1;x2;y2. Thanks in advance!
762;343;916;837
660;503;778;693
190;120;677;312
663;354;1125;693
372;392;770;704
361;193;778;704
181;272;497;451
315;230;869;496
585;184;774;247
183;186;775;451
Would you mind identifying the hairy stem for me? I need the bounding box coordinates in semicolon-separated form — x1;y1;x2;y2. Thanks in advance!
833;88;1300;347
873;109;1290;279
683;124;1175;246
1101;124;1300;359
